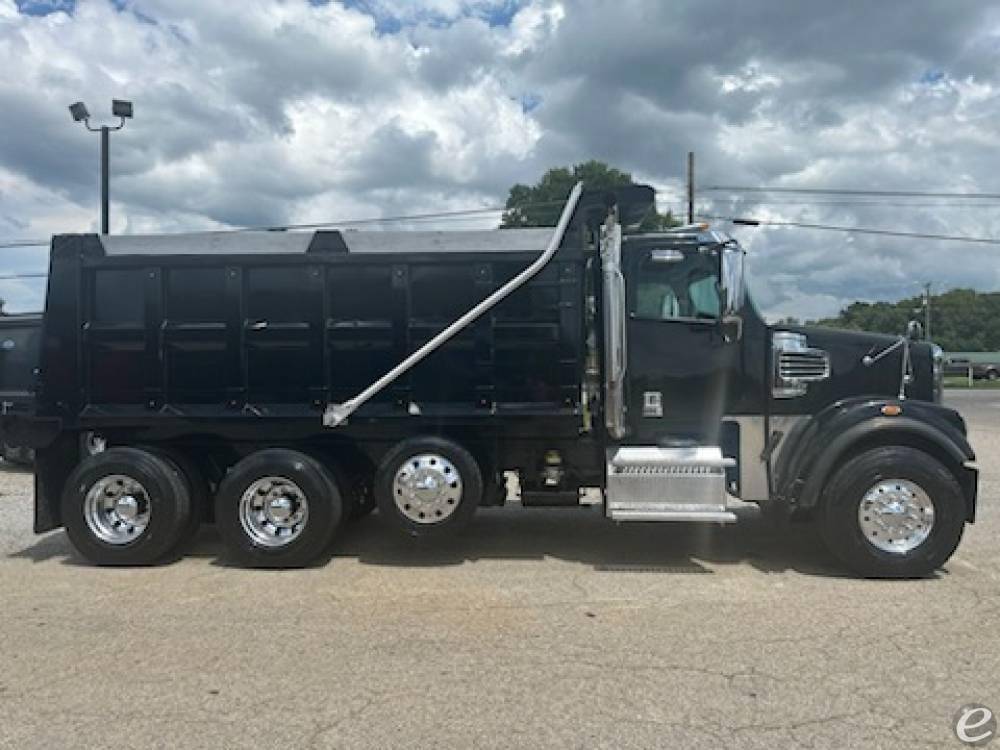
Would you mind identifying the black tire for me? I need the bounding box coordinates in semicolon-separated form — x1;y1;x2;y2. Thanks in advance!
214;449;342;568
60;447;192;566
139;445;211;556
987;369;999;381
819;446;966;578
375;436;482;537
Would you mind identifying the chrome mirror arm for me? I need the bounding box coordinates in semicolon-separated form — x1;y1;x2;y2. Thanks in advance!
861;336;912;400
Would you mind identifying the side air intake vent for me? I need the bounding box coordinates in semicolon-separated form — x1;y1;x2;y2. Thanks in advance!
773;332;830;398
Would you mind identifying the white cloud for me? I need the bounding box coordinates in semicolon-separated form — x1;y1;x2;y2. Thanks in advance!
1;0;1000;320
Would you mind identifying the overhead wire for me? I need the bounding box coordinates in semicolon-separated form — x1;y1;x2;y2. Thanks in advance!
703;199;1000;208
4;188;999;256
703;185;1000;200
702;215;1000;245
0;198;572;247
0;240;49;249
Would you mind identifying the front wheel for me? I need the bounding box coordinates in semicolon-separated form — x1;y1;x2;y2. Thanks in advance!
819;446;966;578
375;437;482;537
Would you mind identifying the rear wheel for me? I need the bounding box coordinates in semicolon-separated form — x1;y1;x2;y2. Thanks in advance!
375;437;482;537
987;369;999;381
214;449;342;568
61;447;192;566
819;446;966;578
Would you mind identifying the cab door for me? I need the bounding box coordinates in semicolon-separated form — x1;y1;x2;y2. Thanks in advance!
624;242;738;444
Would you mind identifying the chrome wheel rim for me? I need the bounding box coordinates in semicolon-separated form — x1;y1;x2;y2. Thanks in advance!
239;476;309;548
858;478;935;554
393;454;463;524
84;474;151;545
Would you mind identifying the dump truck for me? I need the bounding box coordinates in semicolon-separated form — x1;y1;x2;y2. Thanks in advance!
0;183;977;575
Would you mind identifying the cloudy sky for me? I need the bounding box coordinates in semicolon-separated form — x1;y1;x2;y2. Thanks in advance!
2;0;1000;319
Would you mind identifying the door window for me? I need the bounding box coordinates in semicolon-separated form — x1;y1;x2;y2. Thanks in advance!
633;249;720;322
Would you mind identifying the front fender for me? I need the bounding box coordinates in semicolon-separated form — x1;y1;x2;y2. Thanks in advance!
776;398;977;522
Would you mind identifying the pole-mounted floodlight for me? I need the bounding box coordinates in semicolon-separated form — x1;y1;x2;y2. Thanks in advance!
111;99;133;119
68;101;90;122
68;99;134;234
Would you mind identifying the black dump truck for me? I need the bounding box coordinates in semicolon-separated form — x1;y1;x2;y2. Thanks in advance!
0;183;977;575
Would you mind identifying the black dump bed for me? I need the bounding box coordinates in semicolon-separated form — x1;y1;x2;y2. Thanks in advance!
33;226;590;434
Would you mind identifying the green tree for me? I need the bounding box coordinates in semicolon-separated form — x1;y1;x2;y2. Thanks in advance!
500;160;677;231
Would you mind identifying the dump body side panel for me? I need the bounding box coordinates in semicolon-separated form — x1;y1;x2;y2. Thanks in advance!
39;231;586;424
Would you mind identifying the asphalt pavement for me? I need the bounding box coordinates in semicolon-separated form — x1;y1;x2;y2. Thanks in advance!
0;389;997;749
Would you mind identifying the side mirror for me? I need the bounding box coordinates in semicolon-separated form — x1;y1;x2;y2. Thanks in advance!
719;244;746;341
906;319;924;341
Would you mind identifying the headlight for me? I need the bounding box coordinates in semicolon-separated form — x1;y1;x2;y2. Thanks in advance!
932;344;944;403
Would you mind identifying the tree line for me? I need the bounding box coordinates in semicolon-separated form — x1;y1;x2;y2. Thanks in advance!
787;289;1000;352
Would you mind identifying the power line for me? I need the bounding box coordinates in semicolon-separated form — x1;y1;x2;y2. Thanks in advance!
704;215;1000;245
704;186;1000;200
237;205;511;232
0;241;48;249
7;189;995;248
232;198;587;233
704;199;1000;208
0;273;47;280
0;200;570;246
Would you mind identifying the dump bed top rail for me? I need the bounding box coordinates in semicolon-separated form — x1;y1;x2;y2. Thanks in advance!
96;228;556;256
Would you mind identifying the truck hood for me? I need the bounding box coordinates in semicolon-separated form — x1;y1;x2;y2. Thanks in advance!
778;325;936;404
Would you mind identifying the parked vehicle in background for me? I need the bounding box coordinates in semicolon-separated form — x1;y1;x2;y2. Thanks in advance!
944;355;1000;381
0;313;41;466
0;185;978;577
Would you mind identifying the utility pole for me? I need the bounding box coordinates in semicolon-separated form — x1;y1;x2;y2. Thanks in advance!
686;151;695;224
922;282;932;340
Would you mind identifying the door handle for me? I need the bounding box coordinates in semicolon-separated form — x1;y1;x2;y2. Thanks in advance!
248;320;268;331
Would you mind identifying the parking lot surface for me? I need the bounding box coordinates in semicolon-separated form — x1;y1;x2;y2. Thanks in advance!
0;389;997;749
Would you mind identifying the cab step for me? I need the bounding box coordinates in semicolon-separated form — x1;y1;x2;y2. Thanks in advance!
606;445;737;523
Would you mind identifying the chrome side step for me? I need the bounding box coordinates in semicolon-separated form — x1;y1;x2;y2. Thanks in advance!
606;445;737;523
610;509;737;523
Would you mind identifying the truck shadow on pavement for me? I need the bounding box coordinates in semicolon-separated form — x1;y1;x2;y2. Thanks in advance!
329;506;856;578
13;506;863;578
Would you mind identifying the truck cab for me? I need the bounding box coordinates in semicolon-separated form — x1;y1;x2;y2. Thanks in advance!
2;183;977;576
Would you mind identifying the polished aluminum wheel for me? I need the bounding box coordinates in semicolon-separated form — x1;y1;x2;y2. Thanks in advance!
239;476;309;547
858;478;935;554
84;474;151;545
393;454;463;524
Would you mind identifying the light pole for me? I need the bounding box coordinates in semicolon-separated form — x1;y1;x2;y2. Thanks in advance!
68;99;133;234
